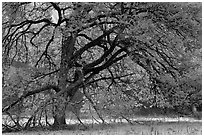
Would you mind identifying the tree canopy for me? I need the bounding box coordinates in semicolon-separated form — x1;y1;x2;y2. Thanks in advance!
2;2;202;131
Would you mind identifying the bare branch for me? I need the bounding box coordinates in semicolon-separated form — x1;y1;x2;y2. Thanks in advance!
77;33;93;41
86;73;135;85
35;29;56;67
2;85;60;113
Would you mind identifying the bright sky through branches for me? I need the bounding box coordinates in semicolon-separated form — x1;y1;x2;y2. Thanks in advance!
51;9;59;24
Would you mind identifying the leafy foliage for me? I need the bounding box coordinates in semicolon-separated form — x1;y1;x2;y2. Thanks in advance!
2;2;201;131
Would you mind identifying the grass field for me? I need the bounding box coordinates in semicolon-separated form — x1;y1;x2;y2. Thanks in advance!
3;120;202;135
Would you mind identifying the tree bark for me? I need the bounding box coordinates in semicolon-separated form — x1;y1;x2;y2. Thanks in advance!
53;27;77;127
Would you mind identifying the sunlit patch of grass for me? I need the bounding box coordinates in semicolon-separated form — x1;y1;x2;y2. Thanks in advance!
3;121;202;135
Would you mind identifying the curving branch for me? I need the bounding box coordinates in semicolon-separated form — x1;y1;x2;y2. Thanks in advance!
84;48;127;75
33;69;59;80
30;23;50;47
2;85;60;113
86;72;135;86
10;18;56;28
83;25;127;70
77;33;93;41
35;29;56;67
71;25;121;61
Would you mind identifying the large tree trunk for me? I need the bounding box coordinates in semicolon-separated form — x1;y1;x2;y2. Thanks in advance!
52;93;67;127
53;28;77;127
